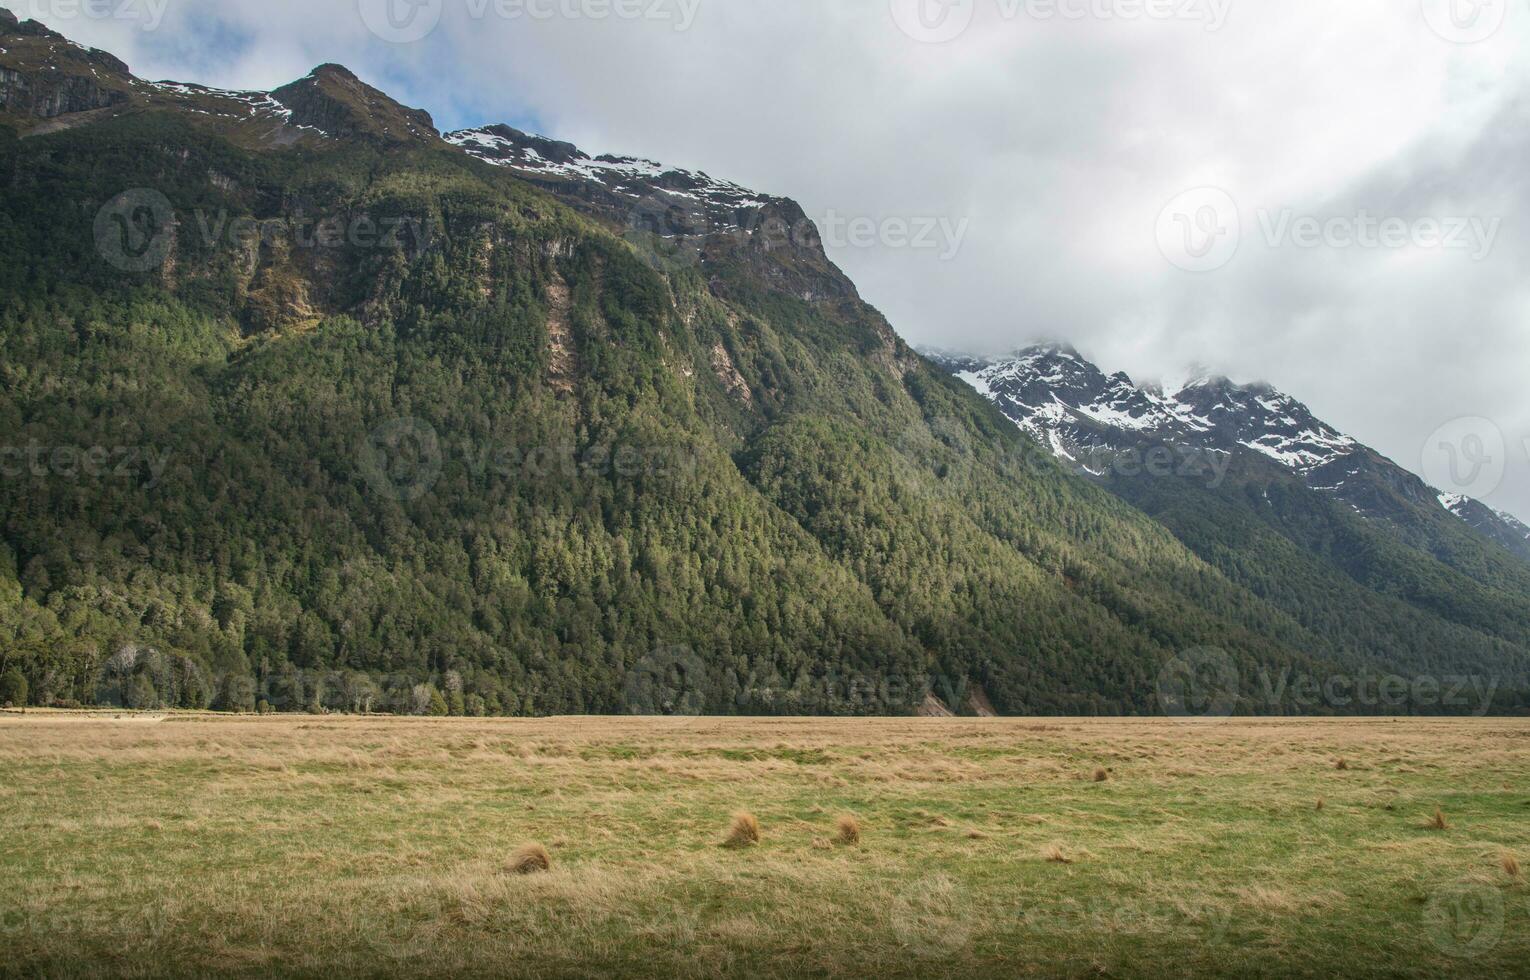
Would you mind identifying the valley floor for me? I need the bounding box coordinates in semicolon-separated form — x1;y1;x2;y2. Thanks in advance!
1;714;1526;977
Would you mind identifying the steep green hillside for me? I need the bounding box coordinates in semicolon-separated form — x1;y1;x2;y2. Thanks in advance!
1107;456;1530;703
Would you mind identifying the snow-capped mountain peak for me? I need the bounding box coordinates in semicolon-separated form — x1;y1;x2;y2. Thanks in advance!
1439;493;1530;558
928;343;1530;562
944;345;1359;476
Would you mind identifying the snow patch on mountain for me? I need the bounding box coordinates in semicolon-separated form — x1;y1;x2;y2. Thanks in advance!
1240;429;1357;471
1499;508;1530;541
1436;491;1530;559
1442;493;1530;539
150;81;288;115
955;370;993;398
146;80;341;136
446;125;770;214
1439;492;1469;513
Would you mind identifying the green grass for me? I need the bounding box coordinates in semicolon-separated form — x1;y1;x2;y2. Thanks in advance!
1;714;1527;977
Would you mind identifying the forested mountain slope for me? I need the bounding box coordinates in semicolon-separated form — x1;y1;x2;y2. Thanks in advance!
930;346;1530;701
1;11;1524;715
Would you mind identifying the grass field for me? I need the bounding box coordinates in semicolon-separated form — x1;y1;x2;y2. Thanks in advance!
1;713;1527;977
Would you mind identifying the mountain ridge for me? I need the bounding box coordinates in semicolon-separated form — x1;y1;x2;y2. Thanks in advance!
930;343;1530;540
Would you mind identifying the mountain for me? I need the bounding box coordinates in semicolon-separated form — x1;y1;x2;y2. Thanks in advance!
931;344;1530;690
1440;494;1530;564
1;10;1525;717
935;344;1530;552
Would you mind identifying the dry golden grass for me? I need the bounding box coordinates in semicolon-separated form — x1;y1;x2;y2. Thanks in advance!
507;843;551;875
836;814;861;846
2;713;1528;977
724;811;760;848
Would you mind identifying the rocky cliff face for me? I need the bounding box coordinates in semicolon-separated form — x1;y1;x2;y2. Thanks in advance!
270;65;438;145
0;10;132;124
447;124;860;304
0;63;127;119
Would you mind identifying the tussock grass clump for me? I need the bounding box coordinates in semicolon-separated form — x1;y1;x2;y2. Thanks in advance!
1041;844;1072;864
1428;808;1450;831
1093;768;1109;783
724;811;760;848
507;843;551;875
1503;853;1521;879
836;815;861;846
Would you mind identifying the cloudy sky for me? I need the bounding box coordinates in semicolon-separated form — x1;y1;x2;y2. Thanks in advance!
29;0;1530;519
